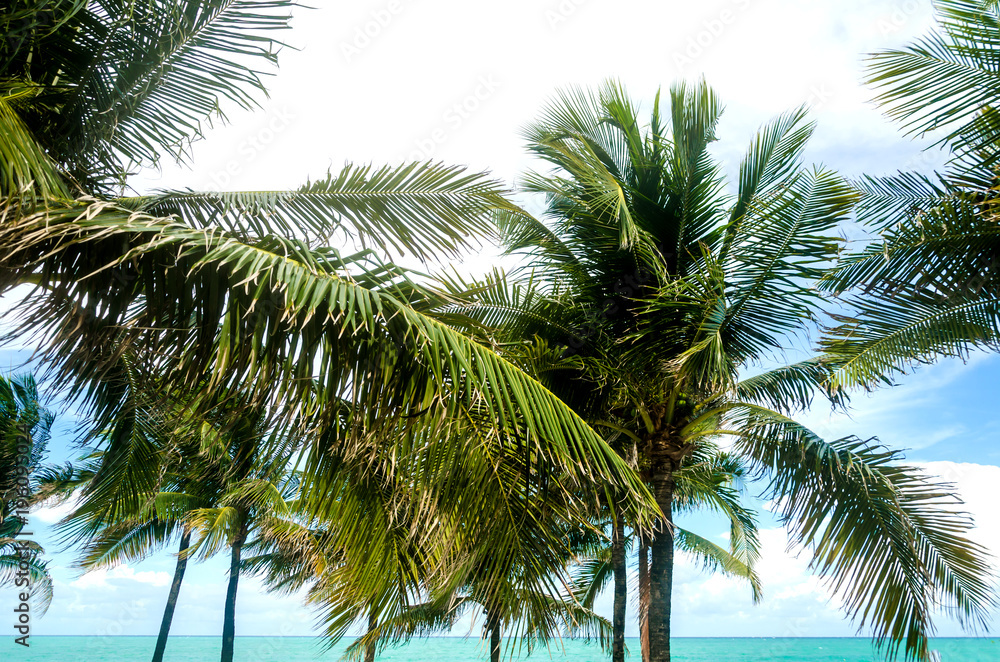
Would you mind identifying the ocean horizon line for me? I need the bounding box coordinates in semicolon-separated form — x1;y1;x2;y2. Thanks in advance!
27;635;998;639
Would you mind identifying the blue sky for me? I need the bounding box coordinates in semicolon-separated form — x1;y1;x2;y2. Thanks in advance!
4;0;999;646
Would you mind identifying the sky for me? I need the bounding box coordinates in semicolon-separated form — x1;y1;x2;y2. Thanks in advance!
5;0;1000;649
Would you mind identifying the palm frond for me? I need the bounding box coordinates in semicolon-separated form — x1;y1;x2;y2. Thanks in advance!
675;527;761;602
730;403;996;660
122;162;510;260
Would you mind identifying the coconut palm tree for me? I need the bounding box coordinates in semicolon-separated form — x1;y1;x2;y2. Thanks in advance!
446;80;996;661
0;373;55;612
174;407;304;662
329;442;615;662
244;392;616;662
43;449;196;662
51;373;315;662
568;450;761;662
0;1;655;561
42;355;212;662
820;0;1000;387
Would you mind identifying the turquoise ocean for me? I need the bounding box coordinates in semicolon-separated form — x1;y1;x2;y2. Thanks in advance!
6;637;998;661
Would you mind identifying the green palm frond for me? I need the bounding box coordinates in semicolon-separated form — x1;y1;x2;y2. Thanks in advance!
849;171;951;232
0;200;656;524
820;293;1000;389
121;162;510;260
819;0;1000;393
735;359;850;414
185;506;242;561
518;592;614;655
720;167;856;360
822;198;1000;298
818;191;1000;390
78;517;174;570
341;597;473;662
433;267;580;344
730;403;996;660
32;1;293;182
0;552;52;614
674;527;761;602
568;545;613;609
724;107;815;241
0;84;68;201
865;0;1000;159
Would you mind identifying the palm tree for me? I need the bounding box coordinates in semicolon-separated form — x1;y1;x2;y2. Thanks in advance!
243;393;616;662
0;373;55;612
42;357;209;662
447;80;996;661
44;450;195;662
569;450;761;662
173;404;308;662
820;0;1000;387
0;1;656;560
330;441;615;662
53;379;309;662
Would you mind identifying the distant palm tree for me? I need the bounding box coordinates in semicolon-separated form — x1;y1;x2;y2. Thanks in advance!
0;373;55;613
448;80;996;661
174;407;302;662
821;0;1000;386
331;443;615;662
569;451;761;662
42;449;195;662
53;379;308;662
39;356;210;662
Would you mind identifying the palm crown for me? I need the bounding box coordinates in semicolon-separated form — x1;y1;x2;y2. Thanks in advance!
450;80;996;661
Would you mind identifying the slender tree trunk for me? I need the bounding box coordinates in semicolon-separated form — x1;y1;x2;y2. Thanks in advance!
364;609;377;662
647;458;676;662
611;514;627;662
221;519;248;662
486;610;501;662
151;531;191;662
638;535;650;662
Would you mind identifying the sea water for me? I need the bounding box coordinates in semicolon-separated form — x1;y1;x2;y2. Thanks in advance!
6;636;998;661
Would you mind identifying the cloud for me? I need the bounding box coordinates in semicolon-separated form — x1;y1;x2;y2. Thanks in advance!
668;461;1000;637
31;497;79;524
71;565;172;590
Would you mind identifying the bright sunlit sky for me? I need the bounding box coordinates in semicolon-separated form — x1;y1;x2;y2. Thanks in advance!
6;0;1000;645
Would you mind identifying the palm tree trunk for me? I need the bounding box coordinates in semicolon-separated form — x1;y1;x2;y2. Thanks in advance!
151;531;191;662
638;535;650;662
611;514;627;662
647;464;675;662
486;609;501;662
364;609;377;662
220;519;248;662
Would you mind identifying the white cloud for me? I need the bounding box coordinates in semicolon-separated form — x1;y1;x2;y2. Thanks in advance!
71;565;172;590
31;497;79;524
668;461;1000;637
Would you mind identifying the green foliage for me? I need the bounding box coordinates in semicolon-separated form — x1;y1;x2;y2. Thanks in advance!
449;79;995;660
0;373;55;613
822;0;1000;388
